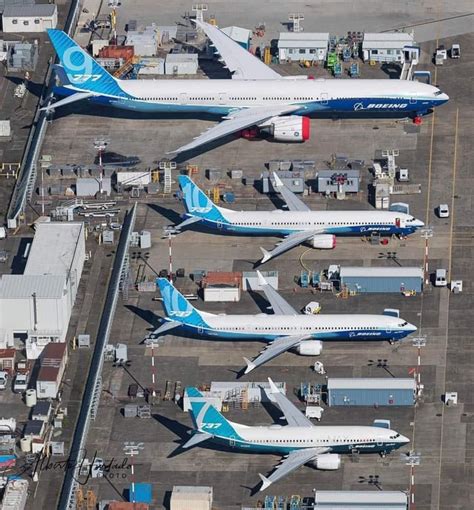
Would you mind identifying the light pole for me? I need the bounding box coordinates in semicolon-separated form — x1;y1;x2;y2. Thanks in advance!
93;139;108;195
123;442;144;503
420;227;433;286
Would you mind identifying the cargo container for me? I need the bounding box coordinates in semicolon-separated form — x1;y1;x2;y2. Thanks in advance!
98;45;134;60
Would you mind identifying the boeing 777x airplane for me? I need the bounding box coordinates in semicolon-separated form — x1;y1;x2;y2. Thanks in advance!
46;21;448;154
153;274;416;373
183;379;409;490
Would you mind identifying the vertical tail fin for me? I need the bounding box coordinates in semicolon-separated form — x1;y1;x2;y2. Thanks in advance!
178;175;230;222
157;278;206;326
185;387;240;438
47;29;125;96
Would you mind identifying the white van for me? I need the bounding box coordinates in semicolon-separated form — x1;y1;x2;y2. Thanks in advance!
435;269;448;287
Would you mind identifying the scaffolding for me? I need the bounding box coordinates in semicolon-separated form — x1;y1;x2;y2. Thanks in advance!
288;13;304;33
158;160;176;193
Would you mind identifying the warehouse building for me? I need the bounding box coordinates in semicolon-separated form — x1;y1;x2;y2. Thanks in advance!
2;4;57;33
327;378;417;407
278;32;329;62
362;32;415;63
0;223;85;357
314;491;408;509
170;486;213;510
333;266;423;293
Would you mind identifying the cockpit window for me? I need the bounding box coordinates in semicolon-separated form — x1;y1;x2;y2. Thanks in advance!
434;90;444;96
399;321;408;327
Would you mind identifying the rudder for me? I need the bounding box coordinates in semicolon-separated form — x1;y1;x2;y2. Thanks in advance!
178;175;229;223
47;29;126;97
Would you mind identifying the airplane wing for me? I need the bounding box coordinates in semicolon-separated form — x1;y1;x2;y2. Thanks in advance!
260;228;324;264
259;447;329;491
272;172;311;212
243;334;309;374
265;378;313;427
256;270;297;315
169;105;299;155
194;20;281;80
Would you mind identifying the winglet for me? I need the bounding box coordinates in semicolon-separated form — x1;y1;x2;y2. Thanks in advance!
243;357;256;374
256;270;268;287
258;473;273;492
267;377;280;395
272;172;284;188
259;247;272;264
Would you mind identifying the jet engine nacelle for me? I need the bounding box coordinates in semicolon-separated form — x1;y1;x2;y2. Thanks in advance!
311;454;341;470
295;340;323;356
310;234;336;249
260;115;310;142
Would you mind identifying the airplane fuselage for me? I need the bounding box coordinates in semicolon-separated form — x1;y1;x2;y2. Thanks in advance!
186;209;423;237
57;77;448;116
173;312;416;342
210;423;408;456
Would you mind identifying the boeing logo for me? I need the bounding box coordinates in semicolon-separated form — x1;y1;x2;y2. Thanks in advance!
360;226;392;233
349;331;382;338
353;103;408;111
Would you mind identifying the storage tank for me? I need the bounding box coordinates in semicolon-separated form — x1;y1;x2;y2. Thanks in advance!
26;389;37;407
20;436;32;453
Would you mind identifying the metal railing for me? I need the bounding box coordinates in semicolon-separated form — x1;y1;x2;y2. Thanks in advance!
57;203;137;509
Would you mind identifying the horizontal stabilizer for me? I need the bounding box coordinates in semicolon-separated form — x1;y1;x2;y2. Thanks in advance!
182;431;213;449
243;357;256;374
174;216;202;230
40;92;94;112
259;247;272;264
151;320;181;336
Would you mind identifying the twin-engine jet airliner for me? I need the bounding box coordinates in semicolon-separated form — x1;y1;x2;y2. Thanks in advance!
183;379;409;490
153;274;416;373
176;174;424;263
46;21;448;154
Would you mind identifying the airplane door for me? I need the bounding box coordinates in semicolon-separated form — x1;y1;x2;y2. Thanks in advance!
229;436;236;447
218;93;228;105
198;324;204;335
321;93;328;105
179;93;188;105
409;96;417;105
216;220;223;229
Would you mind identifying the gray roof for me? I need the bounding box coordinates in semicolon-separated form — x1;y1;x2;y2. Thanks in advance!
328;378;416;390
340;266;423;278
363;32;415;50
3;3;56;16
0;0;34;15
0;274;66;299
315;490;408;504
278;32;329;49
24;223;84;277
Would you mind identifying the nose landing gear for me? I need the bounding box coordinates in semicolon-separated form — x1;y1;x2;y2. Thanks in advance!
413;115;423;125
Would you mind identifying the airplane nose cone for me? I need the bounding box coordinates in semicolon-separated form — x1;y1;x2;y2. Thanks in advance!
408;323;417;333
440;93;449;102
401;435;410;444
413;218;424;228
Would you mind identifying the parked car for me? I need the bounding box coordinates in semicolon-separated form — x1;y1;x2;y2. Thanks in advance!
0;371;8;390
438;204;450;218
435;269;448;287
13;373;28;393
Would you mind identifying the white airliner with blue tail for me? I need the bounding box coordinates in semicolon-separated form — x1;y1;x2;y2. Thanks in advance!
45;21;448;154
183;379;410;490
154;274;417;373
176;174;424;263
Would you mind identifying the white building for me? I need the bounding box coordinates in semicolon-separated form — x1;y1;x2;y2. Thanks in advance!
362;32;415;63
165;53;198;75
2;4;57;33
278;33;329;62
0;223;86;358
